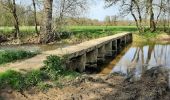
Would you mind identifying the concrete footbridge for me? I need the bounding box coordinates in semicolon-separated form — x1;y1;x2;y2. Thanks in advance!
0;32;132;73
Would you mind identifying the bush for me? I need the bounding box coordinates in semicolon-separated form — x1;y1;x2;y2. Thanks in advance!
24;70;43;89
43;55;65;80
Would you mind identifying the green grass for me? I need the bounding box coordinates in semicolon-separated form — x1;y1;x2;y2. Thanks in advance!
68;26;137;32
0;26;38;34
0;55;80;91
0;70;43;90
0;26;39;38
0;50;38;65
66;26;137;40
0;26;136;35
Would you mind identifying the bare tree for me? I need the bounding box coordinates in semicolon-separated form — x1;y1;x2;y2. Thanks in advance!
54;0;88;31
1;0;20;39
32;0;39;35
39;0;53;43
105;0;145;33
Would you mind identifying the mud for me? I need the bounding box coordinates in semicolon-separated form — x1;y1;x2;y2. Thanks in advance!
0;67;170;100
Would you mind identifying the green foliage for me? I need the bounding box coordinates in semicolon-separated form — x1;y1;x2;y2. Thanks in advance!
43;55;65;80
0;55;80;91
0;70;43;90
0;70;24;90
0;50;38;65
24;70;43;89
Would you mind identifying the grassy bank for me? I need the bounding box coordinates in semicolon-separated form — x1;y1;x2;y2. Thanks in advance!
68;26;137;32
1;26;169;44
0;26;137;37
0;55;80;91
0;50;38;65
0;26;38;36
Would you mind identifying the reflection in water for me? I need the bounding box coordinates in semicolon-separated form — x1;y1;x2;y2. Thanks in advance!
100;44;170;80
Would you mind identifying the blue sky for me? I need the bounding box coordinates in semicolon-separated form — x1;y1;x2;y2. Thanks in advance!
87;0;120;21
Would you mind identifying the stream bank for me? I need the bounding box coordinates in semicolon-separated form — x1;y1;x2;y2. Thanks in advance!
0;67;169;100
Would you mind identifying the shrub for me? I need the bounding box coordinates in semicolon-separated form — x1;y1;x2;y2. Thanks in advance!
24;70;43;89
43;55;65;80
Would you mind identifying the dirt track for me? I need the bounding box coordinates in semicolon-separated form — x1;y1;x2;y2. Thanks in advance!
0;67;170;100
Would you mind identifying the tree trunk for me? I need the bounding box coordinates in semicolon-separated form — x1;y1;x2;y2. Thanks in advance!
32;0;39;36
133;0;144;33
39;0;53;44
149;0;156;32
130;0;140;33
130;0;144;33
12;0;20;39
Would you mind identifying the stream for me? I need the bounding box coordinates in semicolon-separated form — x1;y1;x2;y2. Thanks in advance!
100;42;170;87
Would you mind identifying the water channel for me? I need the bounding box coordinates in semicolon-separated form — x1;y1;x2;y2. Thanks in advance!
100;42;170;86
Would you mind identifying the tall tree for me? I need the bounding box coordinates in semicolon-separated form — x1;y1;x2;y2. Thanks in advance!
1;0;20;39
54;0;87;31
32;0;39;36
39;0;53;43
105;0;145;33
148;0;156;32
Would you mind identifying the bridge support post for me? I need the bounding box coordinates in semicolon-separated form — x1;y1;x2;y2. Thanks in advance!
86;49;98;68
121;36;126;47
129;33;133;42
117;39;121;53
97;45;106;62
105;42;113;57
112;40;117;56
66;54;86;72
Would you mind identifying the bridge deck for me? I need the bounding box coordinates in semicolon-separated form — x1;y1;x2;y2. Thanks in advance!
0;32;131;73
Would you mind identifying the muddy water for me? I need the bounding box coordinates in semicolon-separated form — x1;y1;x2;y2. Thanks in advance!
100;42;170;78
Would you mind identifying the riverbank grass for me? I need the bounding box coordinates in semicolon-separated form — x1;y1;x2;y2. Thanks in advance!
0;55;80;91
0;50;38;65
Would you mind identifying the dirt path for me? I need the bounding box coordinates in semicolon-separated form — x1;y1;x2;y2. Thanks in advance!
0;54;47;73
0;74;125;100
1;67;170;100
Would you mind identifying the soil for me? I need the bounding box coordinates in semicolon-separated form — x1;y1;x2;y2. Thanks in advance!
0;67;170;100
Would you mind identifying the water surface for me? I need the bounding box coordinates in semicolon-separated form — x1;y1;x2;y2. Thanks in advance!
100;42;170;80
